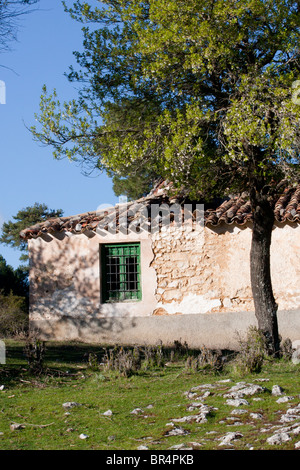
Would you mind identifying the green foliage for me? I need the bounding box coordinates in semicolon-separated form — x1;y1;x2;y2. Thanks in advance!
0;255;28;299
0;255;29;337
30;0;300;198
0;203;63;252
232;326;268;376
0;203;63;268
0;291;28;337
110;168;160;200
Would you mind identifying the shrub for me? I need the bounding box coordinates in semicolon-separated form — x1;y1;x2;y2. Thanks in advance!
87;352;100;371
102;343;167;376
24;337;46;374
172;339;189;360
233;326;267;375
185;346;224;373
142;343;165;370
102;346;143;377
280;337;293;360
0;291;28;337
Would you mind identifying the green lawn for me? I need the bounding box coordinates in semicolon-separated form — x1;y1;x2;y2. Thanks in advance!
0;340;299;450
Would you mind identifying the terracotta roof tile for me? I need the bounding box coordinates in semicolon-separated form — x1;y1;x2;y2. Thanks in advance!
20;184;300;240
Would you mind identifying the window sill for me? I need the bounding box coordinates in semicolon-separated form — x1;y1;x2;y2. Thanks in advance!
102;299;142;304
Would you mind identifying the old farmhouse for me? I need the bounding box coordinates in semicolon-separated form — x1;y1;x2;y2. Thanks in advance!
20;182;300;349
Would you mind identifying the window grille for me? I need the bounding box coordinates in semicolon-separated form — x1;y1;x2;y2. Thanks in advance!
101;243;141;302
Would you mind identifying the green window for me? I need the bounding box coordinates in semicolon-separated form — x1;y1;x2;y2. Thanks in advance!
101;243;142;302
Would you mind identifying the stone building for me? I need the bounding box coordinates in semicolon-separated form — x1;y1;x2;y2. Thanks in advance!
20;182;300;349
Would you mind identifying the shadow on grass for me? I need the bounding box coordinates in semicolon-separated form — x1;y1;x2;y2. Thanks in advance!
0;339;236;387
0;340;104;387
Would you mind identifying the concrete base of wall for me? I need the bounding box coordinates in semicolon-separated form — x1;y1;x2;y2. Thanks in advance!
30;309;300;350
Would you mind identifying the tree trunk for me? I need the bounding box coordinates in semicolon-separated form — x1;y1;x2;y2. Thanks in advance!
250;190;280;357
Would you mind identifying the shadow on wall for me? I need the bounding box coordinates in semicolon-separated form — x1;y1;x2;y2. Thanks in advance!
30;315;137;342
28;232;131;339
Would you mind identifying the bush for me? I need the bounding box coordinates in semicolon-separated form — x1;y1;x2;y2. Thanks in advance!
102;346;143;377
142;343;165;370
87;352;100;371
171;339;189;361
185;346;224;373
101;343;168;376
23;337;46;374
233;326;267;375
280;337;293;360
0;291;28;337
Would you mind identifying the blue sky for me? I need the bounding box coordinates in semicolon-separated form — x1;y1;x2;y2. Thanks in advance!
0;0;118;268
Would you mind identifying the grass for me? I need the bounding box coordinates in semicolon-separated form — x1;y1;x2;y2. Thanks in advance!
0;339;300;450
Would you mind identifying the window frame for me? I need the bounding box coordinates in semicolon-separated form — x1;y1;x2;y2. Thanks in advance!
100;242;142;303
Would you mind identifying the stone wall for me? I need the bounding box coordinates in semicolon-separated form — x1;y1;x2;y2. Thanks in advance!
151;222;300;316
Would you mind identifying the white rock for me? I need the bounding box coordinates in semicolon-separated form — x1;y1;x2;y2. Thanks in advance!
267;432;291;445
292;349;300;365
166;426;189;437
224;382;247;393
292;426;300;435
189;441;202;448
190;384;214;391
240;384;267;396
224;383;266;399
276;396;294;404
172;416;195;423
103;409;113;416
62;402;81;409
170;444;192;450
10;423;25;431
218;432;243;446
184;392;198;399
137;445;148;450
199;391;211;400
287;404;300;414
186;402;208;411
272;385;284;396
226;398;249;407
79;433;89;439
130;408;143;415
280;414;299;423
231;409;248;415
